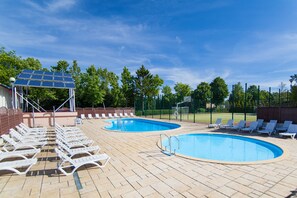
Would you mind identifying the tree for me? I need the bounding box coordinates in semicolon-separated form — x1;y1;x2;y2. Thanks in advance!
210;77;228;106
162;85;175;108
51;60;69;72
121;67;134;107
192;82;211;109
174;83;191;103
229;82;244;112
134;65;163;111
80;65;105;107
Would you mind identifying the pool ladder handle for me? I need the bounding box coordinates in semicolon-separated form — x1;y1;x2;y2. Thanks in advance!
160;134;180;155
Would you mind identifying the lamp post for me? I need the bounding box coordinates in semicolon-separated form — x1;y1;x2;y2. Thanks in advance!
9;77;16;109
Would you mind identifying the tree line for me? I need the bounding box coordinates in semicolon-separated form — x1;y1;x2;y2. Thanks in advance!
0;47;296;112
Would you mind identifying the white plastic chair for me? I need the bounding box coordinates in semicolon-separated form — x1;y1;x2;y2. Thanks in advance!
55;148;110;176
95;114;100;119
19;123;46;133
1;135;44;151
220;119;234;129
56;139;100;158
257;122;277;136
124;113;129;117
0;158;37;175
230;120;246;131
130;112;135;117
241;121;258;133
114;113;119;118
10;129;48;142
208;118;222;128
108;113;114;118
276;121;293;132
56;134;93;148
87;114;93;119
279;124;297;139
101;114;107;119
16;126;46;137
80;114;86;119
0;148;40;161
119;113;124;117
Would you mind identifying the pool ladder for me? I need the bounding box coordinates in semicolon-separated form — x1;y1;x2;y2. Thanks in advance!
160;134;180;156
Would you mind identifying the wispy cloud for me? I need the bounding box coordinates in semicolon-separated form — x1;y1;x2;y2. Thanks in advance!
25;0;77;12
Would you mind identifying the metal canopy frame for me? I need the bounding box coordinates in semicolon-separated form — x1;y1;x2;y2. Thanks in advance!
12;70;76;113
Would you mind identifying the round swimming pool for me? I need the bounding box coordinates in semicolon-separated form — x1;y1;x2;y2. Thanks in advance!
162;133;283;163
105;118;180;132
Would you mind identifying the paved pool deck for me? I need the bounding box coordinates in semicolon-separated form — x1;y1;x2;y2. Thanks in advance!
1;118;297;198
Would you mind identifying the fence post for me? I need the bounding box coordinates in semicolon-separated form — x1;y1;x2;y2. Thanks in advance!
210;92;213;124
193;110;196;123
244;83;247;121
180;107;182;122
232;85;234;120
169;108;171;120
269;87;271;107
279;89;281;107
257;85;260;107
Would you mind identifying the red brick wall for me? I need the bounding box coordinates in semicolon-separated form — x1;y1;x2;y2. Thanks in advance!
0;107;23;135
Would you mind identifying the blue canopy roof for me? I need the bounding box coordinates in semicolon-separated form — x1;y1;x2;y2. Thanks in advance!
14;70;75;89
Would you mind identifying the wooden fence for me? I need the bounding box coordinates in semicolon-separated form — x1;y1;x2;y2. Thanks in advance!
0;107;23;135
257;107;297;123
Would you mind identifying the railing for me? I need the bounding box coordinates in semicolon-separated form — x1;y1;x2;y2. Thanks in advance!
160;134;180;155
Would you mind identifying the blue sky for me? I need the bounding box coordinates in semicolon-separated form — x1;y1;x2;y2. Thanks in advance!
1;0;297;91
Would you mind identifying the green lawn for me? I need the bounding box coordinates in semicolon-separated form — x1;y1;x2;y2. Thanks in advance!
141;112;257;124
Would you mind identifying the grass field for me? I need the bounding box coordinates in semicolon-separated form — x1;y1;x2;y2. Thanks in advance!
140;112;257;124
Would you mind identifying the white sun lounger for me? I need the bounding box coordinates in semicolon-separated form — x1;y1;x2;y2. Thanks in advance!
279;124;297;139
230;120;246;131
257;122;277;136
0;158;37;175
0;148;40;161
130;112;135;117
56;134;93;148
56;133;90;143
55;123;82;133
56;139;100;158
208;118;222;128
9;130;48;144
1;135;44;151
55;148;110;176
16;126;46;137
124;113;129;117
19;123;46;132
276;121;293;132
241;121;258;133
87;114;93;119
119;113;124;117
108;113;114;118
114;113;119;118
256;119;264;129
220;119;234;129
95;114;100;119
101;113;107;119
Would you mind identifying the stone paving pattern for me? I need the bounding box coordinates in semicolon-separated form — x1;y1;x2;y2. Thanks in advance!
1;118;297;197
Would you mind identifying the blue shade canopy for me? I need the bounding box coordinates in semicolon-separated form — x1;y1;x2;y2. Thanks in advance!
14;69;75;89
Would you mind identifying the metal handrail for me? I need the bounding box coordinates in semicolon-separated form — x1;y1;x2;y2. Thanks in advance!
160;134;170;153
170;136;180;154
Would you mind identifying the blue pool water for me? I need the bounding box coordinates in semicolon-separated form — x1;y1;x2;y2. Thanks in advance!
162;133;283;162
105;118;180;132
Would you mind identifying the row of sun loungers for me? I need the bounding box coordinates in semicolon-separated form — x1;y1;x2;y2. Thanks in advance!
0;123;46;175
209;118;297;139
81;112;135;119
0;122;110;175
55;123;110;176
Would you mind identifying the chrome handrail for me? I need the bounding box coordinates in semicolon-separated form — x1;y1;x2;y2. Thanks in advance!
170;136;180;154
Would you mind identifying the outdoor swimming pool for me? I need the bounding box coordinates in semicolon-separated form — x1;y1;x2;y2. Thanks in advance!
105;118;180;132
162;133;283;163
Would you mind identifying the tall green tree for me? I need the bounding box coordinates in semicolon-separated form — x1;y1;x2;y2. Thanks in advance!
80;65;105;107
51;60;69;72
134;65;163;111
192;82;211;109
174;83;191;102
210;77;228;107
162;85;174;108
121;67;134;107
228;82;244;112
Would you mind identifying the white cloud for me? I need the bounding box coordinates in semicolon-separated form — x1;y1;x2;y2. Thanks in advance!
26;0;76;12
